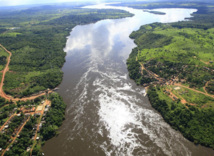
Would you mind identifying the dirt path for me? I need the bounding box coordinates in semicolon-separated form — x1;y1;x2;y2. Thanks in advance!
166;88;196;107
0;44;53;102
0;104;9;109
200;59;209;65
139;62;164;82
1;117;30;156
0;44;54;154
30;100;51;156
0;113;16;131
166;89;186;104
174;83;214;98
0;44;12;101
203;81;209;94
139;62;213;99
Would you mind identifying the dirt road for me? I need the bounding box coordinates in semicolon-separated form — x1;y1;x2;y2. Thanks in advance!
174;83;214;98
30;100;51;156
0;44;12;101
1;117;30;156
0;44;53;102
0;113;16;131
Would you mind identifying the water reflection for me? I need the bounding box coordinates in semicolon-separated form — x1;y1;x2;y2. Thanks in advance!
43;4;214;156
66;6;196;60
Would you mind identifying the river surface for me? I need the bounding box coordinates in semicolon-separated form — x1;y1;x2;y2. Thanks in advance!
43;3;214;156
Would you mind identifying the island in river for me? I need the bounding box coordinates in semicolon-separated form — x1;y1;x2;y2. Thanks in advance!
0;0;214;156
127;2;214;150
43;2;214;156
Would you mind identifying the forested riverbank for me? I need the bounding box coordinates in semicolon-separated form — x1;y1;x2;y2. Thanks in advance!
127;2;214;149
0;5;132;97
0;4;133;155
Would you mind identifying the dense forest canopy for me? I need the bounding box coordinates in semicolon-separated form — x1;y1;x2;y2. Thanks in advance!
127;1;214;149
0;4;133;155
0;5;132;97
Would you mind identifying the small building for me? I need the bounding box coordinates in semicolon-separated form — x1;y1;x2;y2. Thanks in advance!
4;125;9;129
36;105;43;112
41;121;46;124
39;123;42;130
174;87;181;90
31;107;36;112
27;147;31;152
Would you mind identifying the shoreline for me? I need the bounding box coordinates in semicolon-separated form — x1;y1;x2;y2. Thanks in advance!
0;6;133;155
126;7;214;150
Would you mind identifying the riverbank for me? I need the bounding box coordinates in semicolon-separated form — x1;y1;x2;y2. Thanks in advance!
42;3;214;156
0;6;133;98
127;3;214;149
0;5;133;155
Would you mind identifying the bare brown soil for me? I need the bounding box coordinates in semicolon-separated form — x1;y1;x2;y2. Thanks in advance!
0;44;53;102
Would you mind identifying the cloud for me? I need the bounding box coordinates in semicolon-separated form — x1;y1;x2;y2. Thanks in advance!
0;0;96;6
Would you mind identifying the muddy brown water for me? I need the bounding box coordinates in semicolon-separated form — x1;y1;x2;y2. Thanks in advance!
43;4;214;156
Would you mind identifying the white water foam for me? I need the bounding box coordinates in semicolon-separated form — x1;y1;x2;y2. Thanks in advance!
91;70;191;156
63;4;197;156
65;47;192;155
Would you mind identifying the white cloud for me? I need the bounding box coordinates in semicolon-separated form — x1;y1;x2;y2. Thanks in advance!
0;0;99;6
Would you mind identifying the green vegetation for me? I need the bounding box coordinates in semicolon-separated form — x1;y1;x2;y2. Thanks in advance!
0;47;9;71
5;117;38;156
0;93;66;155
0;113;25;151
0;97;7;108
0;5;132;97
0;133;10;150
206;81;214;94
0;4;133;155
40;93;66;141
114;0;214;10
0;104;16;125
127;1;214;149
29;93;66;156
169;86;214;108
148;86;214;148
144;10;166;15
129;22;214;88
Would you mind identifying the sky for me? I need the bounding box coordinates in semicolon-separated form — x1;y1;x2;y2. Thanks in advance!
0;0;106;6
0;0;211;7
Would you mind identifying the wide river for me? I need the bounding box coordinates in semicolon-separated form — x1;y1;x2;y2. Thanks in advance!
43;3;214;156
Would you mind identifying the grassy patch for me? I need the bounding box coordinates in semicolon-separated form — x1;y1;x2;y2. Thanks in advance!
0;32;21;37
0;7;132;97
171;86;214;107
127;2;214;149
130;23;214;88
0;47;9;71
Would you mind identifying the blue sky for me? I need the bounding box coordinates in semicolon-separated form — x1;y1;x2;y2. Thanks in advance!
0;0;105;6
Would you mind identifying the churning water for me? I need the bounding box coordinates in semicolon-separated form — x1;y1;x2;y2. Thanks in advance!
43;4;214;156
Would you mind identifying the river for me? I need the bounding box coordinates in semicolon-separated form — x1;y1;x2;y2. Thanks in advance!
43;3;214;156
